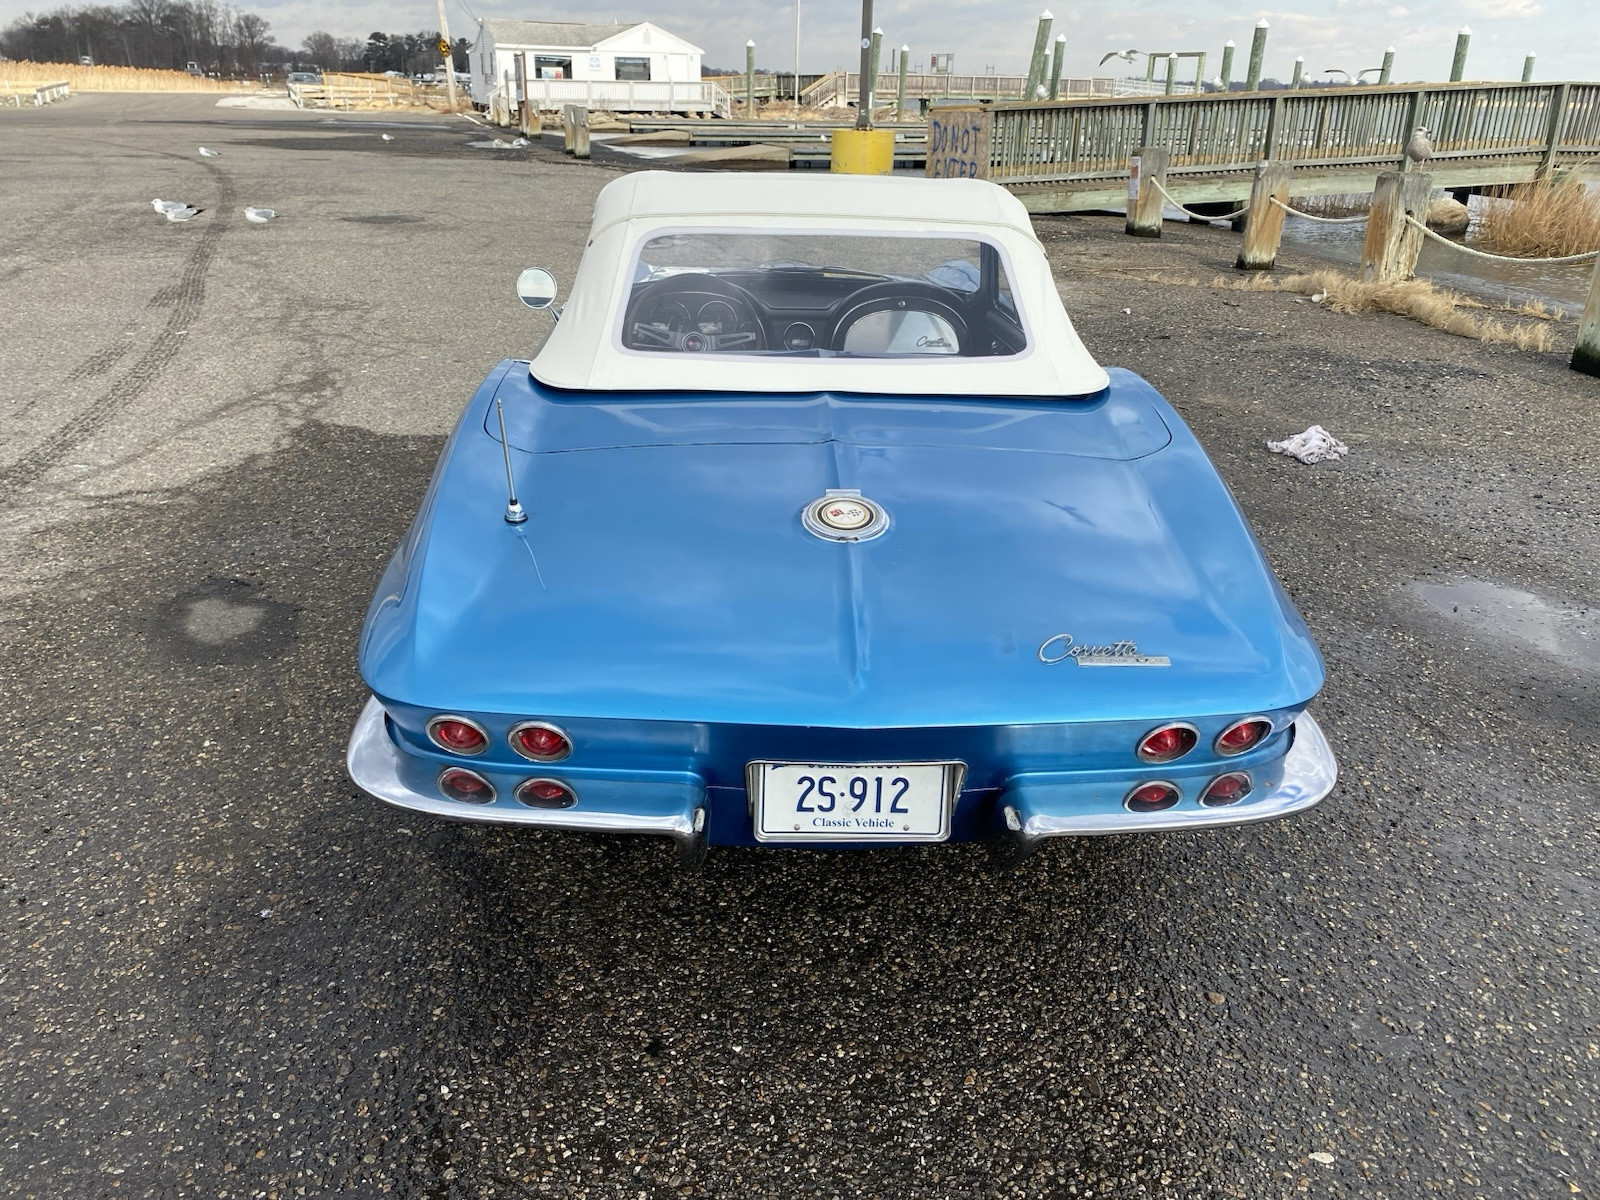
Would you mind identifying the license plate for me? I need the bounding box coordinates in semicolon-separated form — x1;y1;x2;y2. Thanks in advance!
748;761;963;843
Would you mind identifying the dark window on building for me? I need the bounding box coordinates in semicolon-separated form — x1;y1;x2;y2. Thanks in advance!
535;55;572;79
614;56;651;81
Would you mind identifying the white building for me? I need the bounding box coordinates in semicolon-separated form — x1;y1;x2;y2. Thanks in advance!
470;18;718;114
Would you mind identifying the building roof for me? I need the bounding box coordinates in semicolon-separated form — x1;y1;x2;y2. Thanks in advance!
530;171;1109;398
480;19;638;49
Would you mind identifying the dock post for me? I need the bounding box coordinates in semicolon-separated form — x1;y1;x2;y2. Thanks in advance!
1220;40;1235;89
1163;54;1177;95
745;40;755;114
1450;26;1471;82
1235;161;1292;270
516;53;530;135
1379;47;1395;85
1049;34;1065;99
1360;170;1431;283
867;28;883;117
1571;258;1600;377
1290;57;1304;89
1125;147;1169;239
1025;11;1054;97
562;103;575;152
1522;52;1536;83
573;105;589;157
897;44;909;117
1245;20;1268;91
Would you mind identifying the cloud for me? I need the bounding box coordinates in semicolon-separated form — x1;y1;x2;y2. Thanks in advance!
1462;0;1545;16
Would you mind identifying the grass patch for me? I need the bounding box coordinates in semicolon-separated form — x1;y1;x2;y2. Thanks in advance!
1287;193;1372;219
1476;175;1600;258
1208;269;1555;350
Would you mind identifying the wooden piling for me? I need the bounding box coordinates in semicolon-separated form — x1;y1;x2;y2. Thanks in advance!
561;103;575;152
1379;47;1395;84
1219;40;1235;89
1245;20;1267;90
1522;52;1536;83
1048;34;1065;99
1025;11;1054;96
1572;258;1600;378
1360;170;1431;283
745;40;755;114
565;104;589;158
1235;161;1292;270
1450;27;1471;83
1125;146;1169;238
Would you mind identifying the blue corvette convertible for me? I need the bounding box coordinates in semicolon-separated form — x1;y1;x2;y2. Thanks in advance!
347;171;1336;863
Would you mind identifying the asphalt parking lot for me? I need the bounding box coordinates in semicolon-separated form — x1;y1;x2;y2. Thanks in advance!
1;94;1596;1199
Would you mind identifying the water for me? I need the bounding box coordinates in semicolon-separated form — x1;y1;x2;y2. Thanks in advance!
1279;193;1595;313
1412;579;1600;672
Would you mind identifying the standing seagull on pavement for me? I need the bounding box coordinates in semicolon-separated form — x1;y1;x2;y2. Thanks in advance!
1404;126;1434;170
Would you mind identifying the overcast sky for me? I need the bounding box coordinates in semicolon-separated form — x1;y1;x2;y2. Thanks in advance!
3;0;1591;81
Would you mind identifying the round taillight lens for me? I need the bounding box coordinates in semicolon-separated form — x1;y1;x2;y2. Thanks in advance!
1124;781;1181;813
515;778;576;809
1137;723;1198;764
438;767;495;804
1200;772;1252;807
1216;718;1272;757
427;716;488;756
509;721;572;762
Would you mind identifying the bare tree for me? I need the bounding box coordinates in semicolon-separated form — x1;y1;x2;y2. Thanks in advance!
231;8;269;75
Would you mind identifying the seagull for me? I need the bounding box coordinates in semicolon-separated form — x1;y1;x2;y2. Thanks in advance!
152;198;201;220
1404;125;1434;169
380;133;394;141
1098;49;1144;66
198;146;220;157
243;207;277;223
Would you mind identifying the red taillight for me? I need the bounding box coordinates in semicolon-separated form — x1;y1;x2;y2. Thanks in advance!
515;778;576;808
438;767;495;804
1124;781;1181;813
1200;772;1252;807
1137;723;1198;764
509;721;572;762
1216;718;1272;757
427;715;488;756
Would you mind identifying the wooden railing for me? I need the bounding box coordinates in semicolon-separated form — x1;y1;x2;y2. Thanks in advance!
0;79;70;106
984;81;1600;186
801;70;1114;108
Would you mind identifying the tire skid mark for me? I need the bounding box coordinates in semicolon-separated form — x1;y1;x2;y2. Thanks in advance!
0;154;235;504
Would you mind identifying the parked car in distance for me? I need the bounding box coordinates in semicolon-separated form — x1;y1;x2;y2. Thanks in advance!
285;71;320;88
346;171;1338;864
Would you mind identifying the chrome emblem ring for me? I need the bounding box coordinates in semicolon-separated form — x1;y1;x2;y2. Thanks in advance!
802;489;889;542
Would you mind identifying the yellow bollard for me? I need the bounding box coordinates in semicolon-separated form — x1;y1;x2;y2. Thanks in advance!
830;129;895;175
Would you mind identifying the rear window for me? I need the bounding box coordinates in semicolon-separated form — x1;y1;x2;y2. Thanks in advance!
618;230;1028;359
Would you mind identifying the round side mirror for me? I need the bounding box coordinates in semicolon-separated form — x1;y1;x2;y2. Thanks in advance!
515;267;558;310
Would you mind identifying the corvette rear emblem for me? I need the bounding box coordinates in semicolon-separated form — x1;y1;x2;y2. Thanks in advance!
802;489;889;543
1038;633;1170;667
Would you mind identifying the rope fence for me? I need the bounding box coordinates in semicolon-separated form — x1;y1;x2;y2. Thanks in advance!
1269;197;1368;225
1401;215;1600;266
1149;177;1249;223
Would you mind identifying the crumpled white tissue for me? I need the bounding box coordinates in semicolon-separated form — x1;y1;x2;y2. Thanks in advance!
1266;425;1348;464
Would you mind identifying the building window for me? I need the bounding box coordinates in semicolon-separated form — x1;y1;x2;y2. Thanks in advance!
614;56;651;81
535;55;572;79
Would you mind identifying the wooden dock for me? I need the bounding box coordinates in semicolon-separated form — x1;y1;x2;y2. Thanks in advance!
925;81;1600;210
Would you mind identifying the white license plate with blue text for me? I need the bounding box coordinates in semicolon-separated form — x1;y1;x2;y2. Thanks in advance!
750;762;960;843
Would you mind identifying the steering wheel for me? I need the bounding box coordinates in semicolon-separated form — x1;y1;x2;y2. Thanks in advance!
624;274;768;353
829;282;971;354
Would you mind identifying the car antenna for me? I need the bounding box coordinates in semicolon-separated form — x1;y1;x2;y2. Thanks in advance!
493;396;527;524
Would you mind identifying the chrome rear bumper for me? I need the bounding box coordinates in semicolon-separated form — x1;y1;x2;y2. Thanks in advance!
346;696;709;864
994;711;1337;861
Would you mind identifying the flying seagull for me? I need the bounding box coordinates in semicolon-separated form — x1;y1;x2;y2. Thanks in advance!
198;146;220;157
1323;67;1384;82
1404;125;1434;169
243;207;277;223
1098;49;1144;66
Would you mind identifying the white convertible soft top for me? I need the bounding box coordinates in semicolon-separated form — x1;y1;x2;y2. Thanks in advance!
529;171;1110;398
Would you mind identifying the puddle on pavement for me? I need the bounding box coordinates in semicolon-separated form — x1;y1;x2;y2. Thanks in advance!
1412;579;1600;671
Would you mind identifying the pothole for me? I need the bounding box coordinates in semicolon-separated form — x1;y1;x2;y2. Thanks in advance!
1411;578;1600;672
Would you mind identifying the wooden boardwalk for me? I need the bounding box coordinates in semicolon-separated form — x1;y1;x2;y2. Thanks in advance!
931;81;1600;211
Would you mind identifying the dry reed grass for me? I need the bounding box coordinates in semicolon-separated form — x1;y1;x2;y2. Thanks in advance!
0;59;246;92
1209;268;1555;350
1476;175;1600;258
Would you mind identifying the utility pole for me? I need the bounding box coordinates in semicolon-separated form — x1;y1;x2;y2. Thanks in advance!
435;0;458;111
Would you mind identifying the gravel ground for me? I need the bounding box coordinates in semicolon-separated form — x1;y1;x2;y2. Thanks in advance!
1;94;1596;1200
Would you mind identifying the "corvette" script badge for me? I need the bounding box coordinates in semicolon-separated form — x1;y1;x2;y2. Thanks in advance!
1037;633;1170;667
